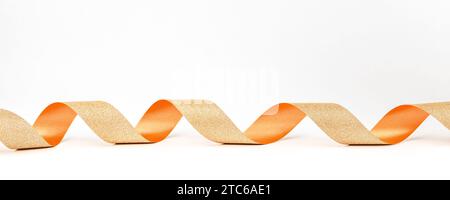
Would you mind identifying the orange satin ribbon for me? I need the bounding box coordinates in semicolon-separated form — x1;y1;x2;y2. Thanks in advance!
0;100;449;150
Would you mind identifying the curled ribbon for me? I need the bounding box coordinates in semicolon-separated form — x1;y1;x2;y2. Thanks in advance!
0;100;449;150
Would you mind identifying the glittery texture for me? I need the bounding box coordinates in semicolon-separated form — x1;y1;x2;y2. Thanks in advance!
0;100;449;150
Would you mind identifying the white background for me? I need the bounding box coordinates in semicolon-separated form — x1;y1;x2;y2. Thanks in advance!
1;0;450;180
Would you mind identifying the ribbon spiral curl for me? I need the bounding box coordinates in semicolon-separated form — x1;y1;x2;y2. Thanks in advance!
0;100;450;150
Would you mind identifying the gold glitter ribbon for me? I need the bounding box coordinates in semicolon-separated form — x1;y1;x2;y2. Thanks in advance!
0;100;449;150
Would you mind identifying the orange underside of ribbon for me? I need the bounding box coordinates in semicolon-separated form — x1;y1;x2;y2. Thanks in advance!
0;100;449;150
